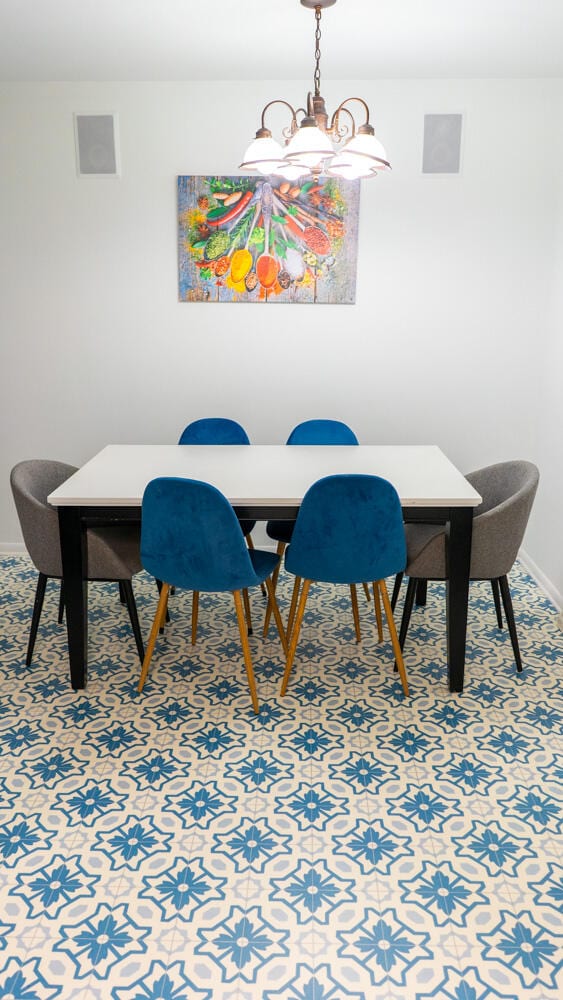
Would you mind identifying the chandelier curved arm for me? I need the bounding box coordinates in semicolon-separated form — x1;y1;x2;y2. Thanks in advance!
330;96;374;139
258;99;300;141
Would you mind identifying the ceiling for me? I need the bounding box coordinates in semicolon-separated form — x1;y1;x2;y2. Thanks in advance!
1;0;562;82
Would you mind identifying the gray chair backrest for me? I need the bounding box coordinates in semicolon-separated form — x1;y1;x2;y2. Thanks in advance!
10;460;77;577
467;460;539;579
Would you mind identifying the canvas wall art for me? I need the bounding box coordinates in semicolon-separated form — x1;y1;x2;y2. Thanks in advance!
177;175;360;303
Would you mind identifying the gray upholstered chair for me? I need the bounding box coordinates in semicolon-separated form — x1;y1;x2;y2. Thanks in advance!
10;460;145;666
393;461;539;671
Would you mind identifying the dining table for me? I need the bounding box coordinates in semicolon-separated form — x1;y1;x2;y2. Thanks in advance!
47;444;482;693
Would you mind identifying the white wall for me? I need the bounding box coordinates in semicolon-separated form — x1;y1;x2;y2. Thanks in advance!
1;79;561;604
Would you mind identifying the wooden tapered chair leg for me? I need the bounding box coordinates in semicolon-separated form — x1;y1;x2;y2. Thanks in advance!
246;534;267;598
491;578;503;629
26;572;48;666
191;590;199;645
372;581;383;642
379;578;409;696
242;588;253;635
286;575;302;644
233;589;259;714
498;575;523;672
121;579;145;664
281;578;311;696
265;576;288;656
350;584;361;643
263;541;286;637
138;583;170;693
58;581;65;624
362;581;371;603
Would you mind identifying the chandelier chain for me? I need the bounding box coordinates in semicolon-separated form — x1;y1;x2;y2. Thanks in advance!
314;6;322;96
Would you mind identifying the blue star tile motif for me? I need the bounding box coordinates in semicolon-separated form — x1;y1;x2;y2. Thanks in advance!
84;720;144;757
327;697;387;730
191;722;243;757
55;902;150;980
383;726;442;760
163;779;238;828
332;818;413;874
0;957;62;999
195;905;290;983
452;819;535;877
387;782;464;833
142;696;198;731
523;704;562;732
337;906;432;986
436;752;504;795
399;860;488;926
121;749;179;790
12;853;99;918
15;746;86;788
92;814;173;870
274;781;349;830
279;724;344;759
328;752;400;794
53;779;127;827
475;725;541;762
212;816;292;872
0;721;42;754
140;856;226;921
269;859;356;923
224;749;291;793
478;909;563;990
0;812;54;867
498;784;562;834
418;700;480;732
195;675;242;703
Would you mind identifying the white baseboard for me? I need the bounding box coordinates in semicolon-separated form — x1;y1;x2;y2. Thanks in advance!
0;542;26;554
519;547;562;612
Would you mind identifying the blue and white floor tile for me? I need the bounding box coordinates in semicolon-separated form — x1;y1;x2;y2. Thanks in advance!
0;554;562;998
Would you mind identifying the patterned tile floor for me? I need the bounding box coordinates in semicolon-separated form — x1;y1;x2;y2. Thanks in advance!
0;553;562;999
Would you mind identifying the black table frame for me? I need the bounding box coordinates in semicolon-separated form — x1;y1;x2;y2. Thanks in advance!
58;501;473;694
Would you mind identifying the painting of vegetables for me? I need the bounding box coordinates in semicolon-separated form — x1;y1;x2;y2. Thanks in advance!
177;175;360;304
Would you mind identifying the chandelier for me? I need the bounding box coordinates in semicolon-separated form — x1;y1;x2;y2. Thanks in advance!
240;0;391;182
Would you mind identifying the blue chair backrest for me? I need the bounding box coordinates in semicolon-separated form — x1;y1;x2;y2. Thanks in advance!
285;474;406;584
141;477;256;592
287;420;358;445
179;418;250;445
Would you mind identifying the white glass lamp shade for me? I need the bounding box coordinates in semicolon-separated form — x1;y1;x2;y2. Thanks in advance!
271;161;305;181
340;131;391;171
240;135;286;174
284;124;334;169
327;153;374;180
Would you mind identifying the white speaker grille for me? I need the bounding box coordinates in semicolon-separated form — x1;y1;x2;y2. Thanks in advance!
74;114;118;176
422;114;463;174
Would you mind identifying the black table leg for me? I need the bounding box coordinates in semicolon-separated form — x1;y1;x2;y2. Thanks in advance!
446;506;473;692
58;507;88;690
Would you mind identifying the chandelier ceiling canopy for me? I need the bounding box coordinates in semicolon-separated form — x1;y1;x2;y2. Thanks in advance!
240;0;391;182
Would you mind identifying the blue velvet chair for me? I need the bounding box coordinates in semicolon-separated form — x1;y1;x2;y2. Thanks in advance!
264;419;375;639
280;474;409;697
178;417;264;634
138;477;287;713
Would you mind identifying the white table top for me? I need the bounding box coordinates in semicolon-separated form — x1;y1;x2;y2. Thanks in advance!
48;445;482;509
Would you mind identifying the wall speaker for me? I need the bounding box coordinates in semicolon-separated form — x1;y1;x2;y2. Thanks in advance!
74;114;119;176
422;114;463;174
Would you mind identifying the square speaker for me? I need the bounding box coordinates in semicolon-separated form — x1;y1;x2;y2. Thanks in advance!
422;114;463;174
74;114;119;176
